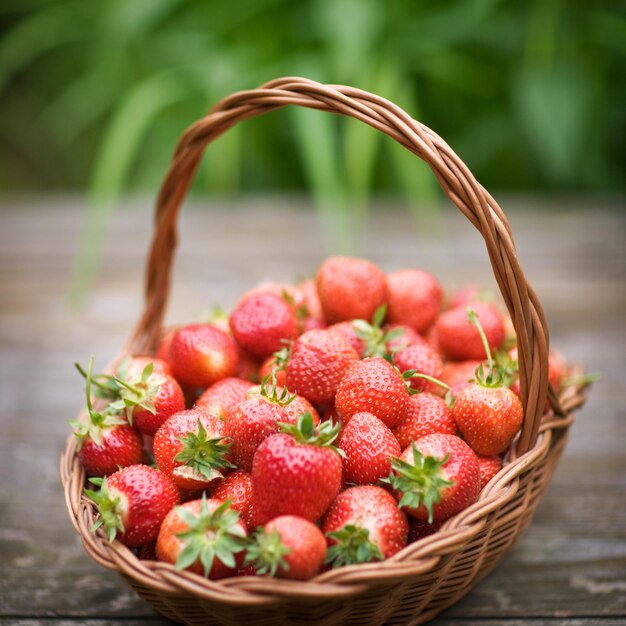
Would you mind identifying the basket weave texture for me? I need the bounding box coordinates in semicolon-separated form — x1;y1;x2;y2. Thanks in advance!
61;77;589;626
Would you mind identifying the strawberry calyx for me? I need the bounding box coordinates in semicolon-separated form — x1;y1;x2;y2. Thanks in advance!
75;358;164;425
278;412;344;455
70;356;128;448
174;419;235;482
352;304;400;359
243;527;291;576
383;443;455;523
259;371;296;406
267;346;290;374
84;476;125;542
325;524;383;568
173;495;247;576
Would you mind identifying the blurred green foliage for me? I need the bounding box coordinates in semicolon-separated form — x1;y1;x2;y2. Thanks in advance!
0;0;624;203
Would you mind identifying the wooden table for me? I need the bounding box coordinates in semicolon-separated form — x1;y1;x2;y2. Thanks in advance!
1;196;625;626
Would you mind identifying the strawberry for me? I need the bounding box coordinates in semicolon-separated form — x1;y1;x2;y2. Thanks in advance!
194;377;254;420
156;495;247;579
386;269;442;333
169;323;239;388
508;347;564;398
384;324;426;354
229;292;299;360
210;469;253;527
335;357;409;429
258;348;289;388
453;383;523;456
451;309;523;456
394;343;445;396
295;279;324;321
251;413;343;524
153;409;234;491
435;303;505;361
337;412;401;485
155;327;178;362
407;518;445;543
329;305;411;360
117;355;173;378
244;515;326;580
477;455;502;489
393;392;457;450
448;284;490;310
285;329;359;405
384;434;480;523
76;359;185;436
234;347;260;383
316;256;388;324
322;485;408;566
71;358;144;476
85;464;179;547
224;382;293;471
441;360;484;388
328;320;367;356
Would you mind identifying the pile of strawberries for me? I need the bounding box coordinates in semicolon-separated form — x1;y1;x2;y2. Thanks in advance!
73;256;565;581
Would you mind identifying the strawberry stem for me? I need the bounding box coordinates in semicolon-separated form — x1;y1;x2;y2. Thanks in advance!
467;307;494;373
406;371;451;392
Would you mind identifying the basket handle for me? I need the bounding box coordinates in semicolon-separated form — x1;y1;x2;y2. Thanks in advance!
127;76;562;455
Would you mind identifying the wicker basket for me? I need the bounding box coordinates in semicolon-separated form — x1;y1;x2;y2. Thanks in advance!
61;77;589;626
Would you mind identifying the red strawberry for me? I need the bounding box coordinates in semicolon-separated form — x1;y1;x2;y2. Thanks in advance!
448;284;488;310
316;256;388;324
246;382;322;425
117;355;173;378
394;343;445;396
335;357;409;429
329;306;410;360
386;269;442;333
451;309;524;456
230;292;299;360
234;347;260;382
322;485;408;566
441;360;484;388
224;384;293;471
337;412;401;485
71;358;144;476
295;278;324;321
453;383;523;456
258;348;289;388
385;434;480;523
407;518;445;543
251;413;343;524
210;469;253;527
155;327;178;362
477;455;502;489
245;515;326;580
194;377;254;420
328;321;366;356
169;323;239;388
74;420;144;477
435;303;505;361
85;464;179;547
384;324;426;354
285;329;359;404
154;409;234;491
393;392;457;450
156;496;247;579
508;348;564;398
